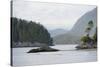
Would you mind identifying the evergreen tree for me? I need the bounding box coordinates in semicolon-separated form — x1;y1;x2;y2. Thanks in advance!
93;27;97;43
85;20;94;36
11;17;53;47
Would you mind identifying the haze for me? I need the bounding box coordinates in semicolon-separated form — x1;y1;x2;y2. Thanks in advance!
12;0;96;30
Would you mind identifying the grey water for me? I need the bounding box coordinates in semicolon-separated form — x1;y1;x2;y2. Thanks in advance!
12;45;97;66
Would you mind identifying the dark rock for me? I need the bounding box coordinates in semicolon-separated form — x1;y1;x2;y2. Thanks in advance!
27;47;59;53
75;45;88;49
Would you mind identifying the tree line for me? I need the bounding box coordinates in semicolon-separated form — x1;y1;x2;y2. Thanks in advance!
11;17;53;47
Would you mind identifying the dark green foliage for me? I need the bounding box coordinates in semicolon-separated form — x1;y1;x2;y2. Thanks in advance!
85;20;94;36
93;27;97;42
11;17;53;46
93;33;97;42
81;20;94;43
88;20;94;28
11;17;19;42
81;36;90;43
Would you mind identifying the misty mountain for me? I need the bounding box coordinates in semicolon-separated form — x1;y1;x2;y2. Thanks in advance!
49;29;68;37
53;8;97;44
69;8;97;36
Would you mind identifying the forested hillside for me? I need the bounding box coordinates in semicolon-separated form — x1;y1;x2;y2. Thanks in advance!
11;17;53;47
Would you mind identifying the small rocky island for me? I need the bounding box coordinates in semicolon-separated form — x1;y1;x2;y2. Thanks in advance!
27;42;59;53
75;36;97;49
76;21;97;49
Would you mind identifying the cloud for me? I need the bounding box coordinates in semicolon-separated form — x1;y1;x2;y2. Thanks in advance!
13;1;96;30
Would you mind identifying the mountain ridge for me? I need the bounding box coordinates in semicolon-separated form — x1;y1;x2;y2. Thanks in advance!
53;8;97;44
49;28;68;37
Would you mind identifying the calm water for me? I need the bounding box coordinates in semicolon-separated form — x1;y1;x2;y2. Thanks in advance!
12;45;97;66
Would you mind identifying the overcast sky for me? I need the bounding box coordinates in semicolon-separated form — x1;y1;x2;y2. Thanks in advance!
12;0;96;30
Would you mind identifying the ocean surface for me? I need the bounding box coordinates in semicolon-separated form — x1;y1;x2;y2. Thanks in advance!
12;44;97;66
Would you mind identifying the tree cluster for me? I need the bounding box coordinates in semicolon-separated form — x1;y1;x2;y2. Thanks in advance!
11;17;53;47
80;20;97;48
